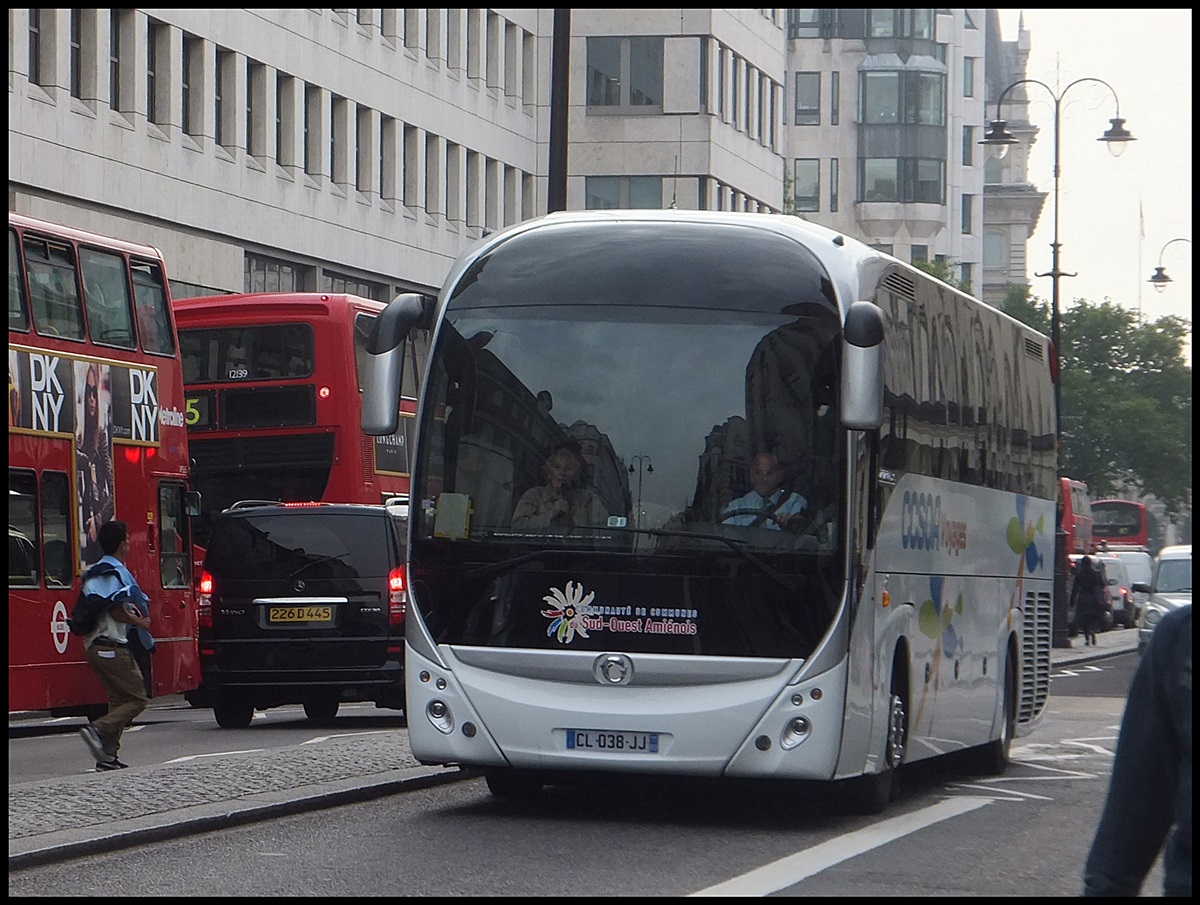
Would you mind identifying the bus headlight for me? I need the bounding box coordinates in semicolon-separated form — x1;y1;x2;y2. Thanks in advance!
426;699;454;734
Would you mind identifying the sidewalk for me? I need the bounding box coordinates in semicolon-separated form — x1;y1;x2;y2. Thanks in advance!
9;629;1139;870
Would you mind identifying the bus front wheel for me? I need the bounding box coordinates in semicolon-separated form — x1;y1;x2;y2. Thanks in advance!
485;767;543;801
847;669;907;814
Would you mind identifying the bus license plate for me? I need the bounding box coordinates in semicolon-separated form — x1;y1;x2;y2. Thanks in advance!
268;605;333;624
566;729;658;753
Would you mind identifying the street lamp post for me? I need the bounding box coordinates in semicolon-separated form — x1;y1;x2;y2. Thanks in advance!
1148;237;1192;291
980;77;1134;651
628;455;653;529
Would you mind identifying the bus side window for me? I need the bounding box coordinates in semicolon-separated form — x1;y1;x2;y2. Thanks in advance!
8;468;40;587
159;482;191;588
9;230;30;332
41;471;74;588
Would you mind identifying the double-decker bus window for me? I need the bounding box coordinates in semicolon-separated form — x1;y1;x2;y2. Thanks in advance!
158;481;191;588
24;235;86;340
8;469;39;587
131;260;175;355
80;246;136;349
41;471;73;588
9;230;30;332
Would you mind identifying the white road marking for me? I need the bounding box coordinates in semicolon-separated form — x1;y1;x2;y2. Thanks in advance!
689;796;993;897
164;749;265;763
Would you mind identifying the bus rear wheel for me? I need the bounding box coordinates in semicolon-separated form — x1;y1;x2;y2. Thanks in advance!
969;650;1016;776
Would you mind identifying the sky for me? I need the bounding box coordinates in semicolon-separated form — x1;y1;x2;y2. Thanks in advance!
993;9;1192;346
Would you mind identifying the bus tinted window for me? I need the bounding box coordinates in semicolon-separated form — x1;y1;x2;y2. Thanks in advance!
80;246;136;349
131;260;175;354
24;235;86;340
8;230;29;332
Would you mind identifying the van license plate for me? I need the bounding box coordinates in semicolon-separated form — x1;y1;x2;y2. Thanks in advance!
566;729;658;753
268;605;333;624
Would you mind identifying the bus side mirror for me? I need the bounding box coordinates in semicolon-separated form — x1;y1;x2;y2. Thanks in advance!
840;301;884;430
361;293;430;435
183;490;202;518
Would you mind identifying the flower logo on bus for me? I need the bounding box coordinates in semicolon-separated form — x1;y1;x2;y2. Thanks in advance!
541;581;600;645
1007;495;1047;573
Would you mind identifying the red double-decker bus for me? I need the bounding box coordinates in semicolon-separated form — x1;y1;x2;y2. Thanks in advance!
8;212;200;716
1091;499;1151;551
174;292;428;547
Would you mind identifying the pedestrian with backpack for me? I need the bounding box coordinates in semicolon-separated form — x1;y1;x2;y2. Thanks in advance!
77;520;152;771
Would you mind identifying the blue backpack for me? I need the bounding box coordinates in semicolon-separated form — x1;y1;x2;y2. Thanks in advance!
67;561;126;637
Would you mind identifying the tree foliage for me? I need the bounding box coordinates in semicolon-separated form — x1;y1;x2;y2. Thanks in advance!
997;284;1192;521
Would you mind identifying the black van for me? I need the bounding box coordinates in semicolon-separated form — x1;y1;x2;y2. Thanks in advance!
198;499;407;728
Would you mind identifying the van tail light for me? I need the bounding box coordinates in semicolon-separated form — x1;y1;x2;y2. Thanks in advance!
388;567;407;627
198;570;213;629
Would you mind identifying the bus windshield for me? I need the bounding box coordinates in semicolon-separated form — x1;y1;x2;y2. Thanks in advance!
409;220;846;658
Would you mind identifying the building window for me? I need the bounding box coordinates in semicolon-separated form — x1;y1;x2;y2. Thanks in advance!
984;230;1006;268
28;9;43;87
110;10;122;110
861;71;945;126
984;156;1003;185
959;262;973;292
793;72;820;125
961;193;974;233
793;159;819;212
911;244;928;264
275;72;287;164
323;269;385;301
699;37;708;110
829;158;839;212
245;253;303;293
69;10;82;99
585;176;663;210
304;84;319;175
859;158;945;204
247;59;266;158
788;8;821;39
830;71;840;125
963;57;975;98
586;36;664;110
147;20;166;125
182;34;199;137
215;49;233;149
962;126;974;167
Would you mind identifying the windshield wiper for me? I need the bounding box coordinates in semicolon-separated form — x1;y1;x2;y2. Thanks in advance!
286;552;350;581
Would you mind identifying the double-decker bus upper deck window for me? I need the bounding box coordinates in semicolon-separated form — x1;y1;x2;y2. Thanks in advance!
23;235;86;340
9;230;30;332
80;246;137;349
131;260;175;354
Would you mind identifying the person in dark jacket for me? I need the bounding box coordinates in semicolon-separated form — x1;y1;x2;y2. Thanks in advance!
1072;555;1108;646
1082;604;1191;897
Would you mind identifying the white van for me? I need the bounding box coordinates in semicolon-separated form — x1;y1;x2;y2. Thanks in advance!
1095;556;1135;628
1098;548;1153;623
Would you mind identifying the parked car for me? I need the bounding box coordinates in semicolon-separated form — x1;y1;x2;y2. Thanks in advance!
1096;547;1153;625
1093;554;1136;629
1067;554;1115;634
1132;544;1191;655
197;499;408;728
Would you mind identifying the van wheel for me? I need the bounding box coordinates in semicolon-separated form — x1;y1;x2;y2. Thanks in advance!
485;767;543;801
213;697;254;728
303;698;340;724
969;649;1015;775
847;667;907;814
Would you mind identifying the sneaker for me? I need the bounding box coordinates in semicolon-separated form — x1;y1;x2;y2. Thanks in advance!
95;757;129;771
79;725;107;762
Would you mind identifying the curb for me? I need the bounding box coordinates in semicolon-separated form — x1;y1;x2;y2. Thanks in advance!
9;765;477;871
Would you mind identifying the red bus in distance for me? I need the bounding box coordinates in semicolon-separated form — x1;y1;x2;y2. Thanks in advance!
1091;499;1151;551
8;212;200;716
1059;477;1094;556
174;292;428;548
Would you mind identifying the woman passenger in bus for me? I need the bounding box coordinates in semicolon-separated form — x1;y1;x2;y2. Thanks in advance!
511;441;608;531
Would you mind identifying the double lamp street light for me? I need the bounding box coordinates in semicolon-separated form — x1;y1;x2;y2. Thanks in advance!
980;77;1134;650
1148;237;1192;292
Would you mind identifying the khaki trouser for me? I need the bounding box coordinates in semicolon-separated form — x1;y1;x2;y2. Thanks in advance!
85;644;151;757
